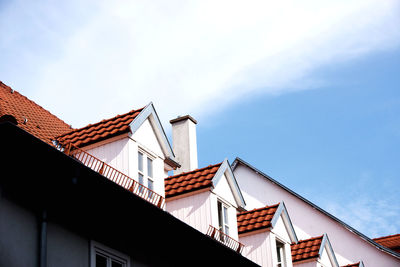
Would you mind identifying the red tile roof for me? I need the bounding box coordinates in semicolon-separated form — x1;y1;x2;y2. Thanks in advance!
291;235;323;262
373;233;400;253
341;262;360;267
56;108;143;148
237;204;280;235
164;163;222;198
0;81;71;145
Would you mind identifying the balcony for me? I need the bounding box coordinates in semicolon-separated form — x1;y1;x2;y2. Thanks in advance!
206;225;245;254
63;143;165;209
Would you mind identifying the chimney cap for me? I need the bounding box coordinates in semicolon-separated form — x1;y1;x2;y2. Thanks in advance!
170;115;197;125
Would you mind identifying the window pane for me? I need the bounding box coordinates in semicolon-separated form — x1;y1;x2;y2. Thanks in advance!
96;254;107;267
111;260;123;267
138;152;143;172
148;179;154;191
217;202;223;230
223;206;228;224
225;225;229;236
147;158;153;177
139;173;144;185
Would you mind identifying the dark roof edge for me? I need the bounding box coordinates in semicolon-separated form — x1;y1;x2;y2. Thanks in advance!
231;157;400;259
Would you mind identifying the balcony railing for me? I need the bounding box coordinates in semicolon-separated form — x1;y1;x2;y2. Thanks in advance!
63;143;165;209
206;225;245;254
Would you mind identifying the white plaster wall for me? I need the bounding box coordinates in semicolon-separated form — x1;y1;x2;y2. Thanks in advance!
83;118;168;198
86;137;130;175
234;164;400;266
165;191;212;235
213;173;237;208
240;231;272;267
132;119;164;157
319;248;334;267
272;216;291;244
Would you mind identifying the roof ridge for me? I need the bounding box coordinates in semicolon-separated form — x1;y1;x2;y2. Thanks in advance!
238;203;280;215
295;235;324;243
56;107;144;139
165;162;223;180
0;81;71;129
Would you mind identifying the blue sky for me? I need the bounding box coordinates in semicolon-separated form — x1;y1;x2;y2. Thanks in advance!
1;0;399;238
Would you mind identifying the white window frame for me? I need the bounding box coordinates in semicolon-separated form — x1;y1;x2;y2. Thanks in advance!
137;147;155;191
90;241;130;267
275;238;287;267
217;200;230;237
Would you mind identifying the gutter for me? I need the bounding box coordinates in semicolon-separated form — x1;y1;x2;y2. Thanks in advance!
39;210;47;267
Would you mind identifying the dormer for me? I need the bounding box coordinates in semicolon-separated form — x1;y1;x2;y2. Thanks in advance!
237;202;298;267
341;261;365;267
55;103;179;199
165;159;246;247
291;234;339;267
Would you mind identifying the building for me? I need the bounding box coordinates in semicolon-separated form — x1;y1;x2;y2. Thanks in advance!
1;80;399;266
232;157;400;266
0;81;257;267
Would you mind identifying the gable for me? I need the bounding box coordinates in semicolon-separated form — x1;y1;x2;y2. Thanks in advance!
320;247;335;267
131;118;163;157
213;172;237;207
272;215;291;243
129;102;176;163
212;159;246;209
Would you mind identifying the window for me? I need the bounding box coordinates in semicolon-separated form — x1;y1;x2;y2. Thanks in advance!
276;240;286;267
137;150;155;193
91;241;130;267
217;201;230;239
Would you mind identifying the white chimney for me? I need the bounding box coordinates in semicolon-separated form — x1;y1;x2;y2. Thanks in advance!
170;115;198;175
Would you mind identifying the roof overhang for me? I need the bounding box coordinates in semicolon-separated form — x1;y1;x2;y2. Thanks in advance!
212;159;246;209
270;202;298;243
319;234;339;267
129;102;178;168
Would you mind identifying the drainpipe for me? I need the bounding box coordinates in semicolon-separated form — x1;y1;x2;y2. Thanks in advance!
39;209;47;267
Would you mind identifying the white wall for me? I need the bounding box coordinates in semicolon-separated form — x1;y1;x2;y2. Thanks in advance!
234;164;400;266
165;191;212;235
241;231;272;267
82;118;168;198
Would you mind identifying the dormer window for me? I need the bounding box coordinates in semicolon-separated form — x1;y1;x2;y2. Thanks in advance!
137;149;154;191
218;200;230;236
276;239;286;267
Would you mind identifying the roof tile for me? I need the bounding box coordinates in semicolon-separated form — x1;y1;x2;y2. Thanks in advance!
0;81;71;145
373;233;400;253
341;262;361;267
56;108;143;147
164;163;222;198
291;235;323;262
237;204;279;235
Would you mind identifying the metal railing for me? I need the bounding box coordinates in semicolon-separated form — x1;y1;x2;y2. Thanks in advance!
206;225;245;254
63;143;165;209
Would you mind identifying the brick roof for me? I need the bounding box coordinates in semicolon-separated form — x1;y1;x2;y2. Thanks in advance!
237;204;280;235
373;233;400;253
56;108;143;148
164;163;222;198
341;262;361;267
291;235;323;262
0;81;71;145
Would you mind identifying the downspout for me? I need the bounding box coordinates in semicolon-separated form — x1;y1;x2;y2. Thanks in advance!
39;209;47;267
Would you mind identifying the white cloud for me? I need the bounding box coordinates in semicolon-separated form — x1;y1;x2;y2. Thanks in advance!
325;196;400;238
1;0;400;128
